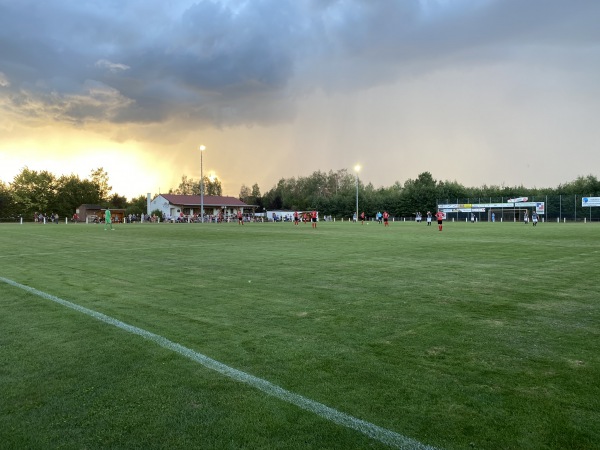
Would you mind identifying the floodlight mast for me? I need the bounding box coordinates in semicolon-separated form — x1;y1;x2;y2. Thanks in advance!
199;145;206;223
354;164;361;222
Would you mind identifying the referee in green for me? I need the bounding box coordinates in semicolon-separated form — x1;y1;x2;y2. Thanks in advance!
104;208;114;230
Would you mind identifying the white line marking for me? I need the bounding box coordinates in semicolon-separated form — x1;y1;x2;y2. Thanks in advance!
0;277;439;450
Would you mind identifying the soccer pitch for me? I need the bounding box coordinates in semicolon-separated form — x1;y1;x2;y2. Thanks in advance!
1;221;599;449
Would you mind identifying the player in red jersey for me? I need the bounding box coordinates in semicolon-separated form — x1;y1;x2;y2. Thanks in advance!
435;210;444;231
360;211;365;225
311;210;317;228
294;211;299;225
237;211;244;225
383;211;389;227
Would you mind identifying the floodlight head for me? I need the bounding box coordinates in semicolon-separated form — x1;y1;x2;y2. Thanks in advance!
199;145;206;151
354;164;361;173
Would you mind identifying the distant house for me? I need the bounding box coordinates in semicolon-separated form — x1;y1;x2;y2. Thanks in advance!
149;194;254;220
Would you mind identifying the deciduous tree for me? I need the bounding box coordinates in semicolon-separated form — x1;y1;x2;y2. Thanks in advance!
10;167;57;217
90;168;112;202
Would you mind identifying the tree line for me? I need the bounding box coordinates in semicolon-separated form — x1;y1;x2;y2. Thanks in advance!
242;170;600;219
0;168;229;220
0;167;141;220
1;166;599;221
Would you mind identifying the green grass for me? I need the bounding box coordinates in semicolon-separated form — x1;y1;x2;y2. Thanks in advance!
1;220;599;449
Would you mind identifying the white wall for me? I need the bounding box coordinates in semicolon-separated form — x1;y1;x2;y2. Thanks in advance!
149;195;172;218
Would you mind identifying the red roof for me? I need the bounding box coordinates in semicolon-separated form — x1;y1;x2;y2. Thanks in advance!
159;194;250;207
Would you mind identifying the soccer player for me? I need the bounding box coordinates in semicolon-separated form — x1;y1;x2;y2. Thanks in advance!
293;211;299;225
532;211;538;226
104;208;113;231
311;210;317;228
435;210;444;231
383;211;389;227
426;211;432;226
360;211;365;225
237;211;244;225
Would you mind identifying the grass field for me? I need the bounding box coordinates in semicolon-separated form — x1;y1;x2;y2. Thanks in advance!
1;220;599;449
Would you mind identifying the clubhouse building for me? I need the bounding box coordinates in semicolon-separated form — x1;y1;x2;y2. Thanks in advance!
148;194;254;220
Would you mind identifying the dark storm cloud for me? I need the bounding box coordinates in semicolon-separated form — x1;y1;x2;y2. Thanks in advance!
1;0;598;127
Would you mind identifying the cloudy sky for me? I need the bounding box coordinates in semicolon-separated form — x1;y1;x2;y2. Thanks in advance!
1;0;599;199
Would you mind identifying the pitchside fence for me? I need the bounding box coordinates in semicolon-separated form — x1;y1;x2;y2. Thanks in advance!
437;195;600;223
2;194;600;223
